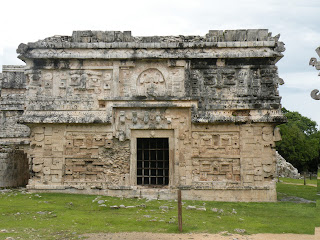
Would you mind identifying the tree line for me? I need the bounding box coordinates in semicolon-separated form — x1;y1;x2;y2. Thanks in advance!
276;108;320;173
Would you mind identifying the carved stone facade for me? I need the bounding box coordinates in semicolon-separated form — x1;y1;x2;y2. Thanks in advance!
0;30;286;201
309;46;320;100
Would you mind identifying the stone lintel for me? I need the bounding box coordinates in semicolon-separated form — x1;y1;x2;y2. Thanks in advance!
110;100;198;108
20;110;111;124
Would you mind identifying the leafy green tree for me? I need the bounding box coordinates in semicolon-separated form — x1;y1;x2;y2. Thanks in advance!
276;108;320;173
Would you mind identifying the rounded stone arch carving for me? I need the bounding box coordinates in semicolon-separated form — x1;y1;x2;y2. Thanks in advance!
136;68;166;96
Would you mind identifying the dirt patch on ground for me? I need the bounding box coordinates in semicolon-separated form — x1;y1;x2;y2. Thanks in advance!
82;231;319;240
278;195;316;203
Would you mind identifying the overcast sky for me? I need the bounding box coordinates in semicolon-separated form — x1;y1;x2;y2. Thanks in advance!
1;0;319;126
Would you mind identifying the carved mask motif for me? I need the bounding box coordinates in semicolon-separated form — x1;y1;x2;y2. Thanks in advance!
137;68;166;97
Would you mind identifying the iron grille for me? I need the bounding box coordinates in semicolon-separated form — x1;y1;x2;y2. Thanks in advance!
137;138;169;186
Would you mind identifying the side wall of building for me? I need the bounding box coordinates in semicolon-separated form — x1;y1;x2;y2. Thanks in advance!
0;145;29;187
0;65;30;187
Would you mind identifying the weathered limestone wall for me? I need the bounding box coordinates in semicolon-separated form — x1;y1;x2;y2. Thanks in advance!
0;66;29;140
12;29;286;201
27;124;131;189
0;65;30;187
276;151;300;179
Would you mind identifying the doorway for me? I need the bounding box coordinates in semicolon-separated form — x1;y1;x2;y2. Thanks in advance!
137;138;169;186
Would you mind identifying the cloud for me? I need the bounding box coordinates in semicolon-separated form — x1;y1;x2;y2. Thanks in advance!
279;71;320;125
280;71;320;89
280;90;320;127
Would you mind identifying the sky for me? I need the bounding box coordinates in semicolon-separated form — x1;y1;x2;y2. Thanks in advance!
1;0;320;126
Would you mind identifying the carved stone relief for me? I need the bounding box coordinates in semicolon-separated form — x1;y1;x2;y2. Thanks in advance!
190;65;280;111
114;108;172;141
192;158;240;182
63;130;129;185
28;126;65;185
119;68;134;97
137;68;166;96
27;69;113;99
119;61;185;98
309;46;320;100
240;124;276;184
237;69;250;96
191;131;240;158
27;123;131;186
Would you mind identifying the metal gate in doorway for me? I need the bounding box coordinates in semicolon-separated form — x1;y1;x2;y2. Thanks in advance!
137;138;169;186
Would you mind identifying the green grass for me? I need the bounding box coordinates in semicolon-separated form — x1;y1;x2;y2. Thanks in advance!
0;183;318;239
276;182;318;201
317;169;320;194
279;177;317;185
317;200;320;228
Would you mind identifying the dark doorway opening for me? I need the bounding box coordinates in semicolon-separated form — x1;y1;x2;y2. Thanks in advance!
137;138;169;186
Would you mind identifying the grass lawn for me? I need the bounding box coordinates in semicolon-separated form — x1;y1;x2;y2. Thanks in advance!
0;182;318;239
276;182;318;201
318;170;320;194
279;177;317;185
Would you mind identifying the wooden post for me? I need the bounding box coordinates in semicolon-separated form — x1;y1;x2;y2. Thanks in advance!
178;189;182;232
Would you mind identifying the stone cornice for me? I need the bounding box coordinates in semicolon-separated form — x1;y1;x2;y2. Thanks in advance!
17;29;285;60
19;47;283;60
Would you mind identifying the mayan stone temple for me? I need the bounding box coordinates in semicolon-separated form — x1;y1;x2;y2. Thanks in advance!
0;30;286;201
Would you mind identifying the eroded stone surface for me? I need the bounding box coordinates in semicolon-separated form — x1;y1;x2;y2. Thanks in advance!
0;30;286;201
309;46;320;100
276;151;300;179
0;65;30;187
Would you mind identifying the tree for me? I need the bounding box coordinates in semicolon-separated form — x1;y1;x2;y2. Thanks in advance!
276;108;320;174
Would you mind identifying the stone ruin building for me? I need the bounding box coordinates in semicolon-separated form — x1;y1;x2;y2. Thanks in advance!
0;29;286;201
309;46;320;100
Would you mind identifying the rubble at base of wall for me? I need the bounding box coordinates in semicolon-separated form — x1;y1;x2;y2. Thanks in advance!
276;151;300;179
